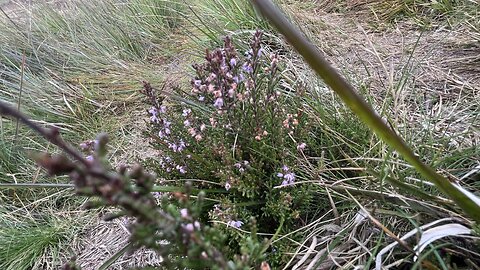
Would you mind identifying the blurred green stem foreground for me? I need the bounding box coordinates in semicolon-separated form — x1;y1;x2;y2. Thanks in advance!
250;0;480;223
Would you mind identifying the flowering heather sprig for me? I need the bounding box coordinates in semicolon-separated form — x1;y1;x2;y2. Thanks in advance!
190;33;266;115
297;142;306;151
277;165;295;187
140;31;312;267
234;160;249;173
227;220;244;229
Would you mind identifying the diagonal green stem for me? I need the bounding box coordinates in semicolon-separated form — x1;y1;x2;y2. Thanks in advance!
250;0;480;222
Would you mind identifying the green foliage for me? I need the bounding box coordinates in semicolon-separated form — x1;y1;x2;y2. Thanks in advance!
0;216;76;270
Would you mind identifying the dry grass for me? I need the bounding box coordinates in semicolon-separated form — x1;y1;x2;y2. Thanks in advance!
73;217;163;269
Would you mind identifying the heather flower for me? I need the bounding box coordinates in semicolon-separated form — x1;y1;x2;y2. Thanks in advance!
208;84;215;93
194;221;201;230
207;73;217;82
233;76;240;84
86;155;94;162
184;119;191;127
228;88;235;98
188;127;196;136
234;161;249;173
200;123;206;131
198;96;205;101
213;90;222;98
183;223;194;233
159;105;167;114
79;142;89;150
193;79;202;87
182;108;192;117
225;182;231;191
168;143;178;152
257;47;263;57
245;49;253;59
297;143;306;150
148;107;159;123
180;208;188;218
178;140;186;150
176;165;187;174
214;97;224;109
230;58;237;66
152;192;162;199
227;220;243;228
242;63;253;74
277;165;295;186
284;172;295;182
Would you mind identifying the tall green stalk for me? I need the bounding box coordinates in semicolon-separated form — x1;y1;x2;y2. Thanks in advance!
250;0;480;223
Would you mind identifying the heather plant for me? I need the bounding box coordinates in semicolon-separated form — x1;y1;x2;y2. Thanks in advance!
0;101;271;270
142;31;315;265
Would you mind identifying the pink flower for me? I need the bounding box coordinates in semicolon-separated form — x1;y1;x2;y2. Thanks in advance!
148;107;159;123
242;63;253;73
227;220;243;228
183;223;194;233
228;88;235;98
297;143;306;150
188;127;197;136
159;105;167;113
214;98;224;109
208;84;215;93
182;108;191;116
213;90;222;98
180;208;188;218
176;165;187;174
